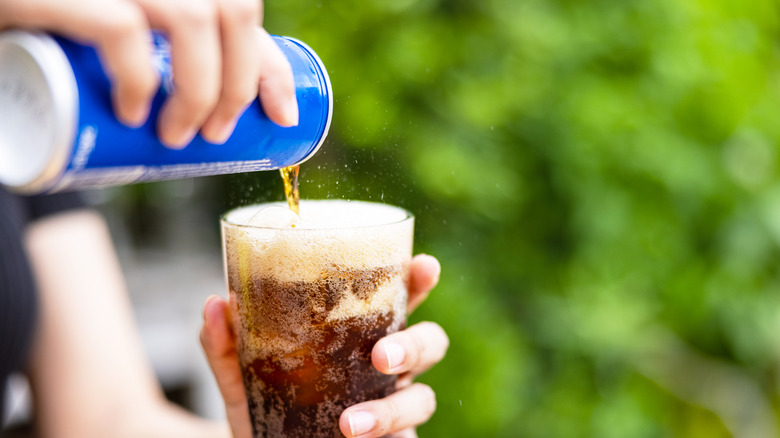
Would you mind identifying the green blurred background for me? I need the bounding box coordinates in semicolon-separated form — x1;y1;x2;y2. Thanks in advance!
116;0;780;436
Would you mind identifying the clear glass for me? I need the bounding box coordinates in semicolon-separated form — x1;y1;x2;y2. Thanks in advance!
221;200;414;438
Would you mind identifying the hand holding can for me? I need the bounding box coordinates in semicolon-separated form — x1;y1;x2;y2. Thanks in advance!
0;31;331;194
0;0;298;144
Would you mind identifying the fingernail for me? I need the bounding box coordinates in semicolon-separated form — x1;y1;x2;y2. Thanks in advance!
203;295;218;322
161;126;197;149
282;95;299;127
129;104;150;127
115;102;149;128
384;341;405;371
421;254;441;283
347;411;376;437
204;119;236;144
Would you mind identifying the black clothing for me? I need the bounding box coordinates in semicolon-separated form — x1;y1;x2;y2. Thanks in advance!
0;187;84;421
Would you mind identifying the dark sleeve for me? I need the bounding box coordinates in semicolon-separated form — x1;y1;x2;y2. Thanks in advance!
0;188;86;418
0;188;40;418
24;191;87;220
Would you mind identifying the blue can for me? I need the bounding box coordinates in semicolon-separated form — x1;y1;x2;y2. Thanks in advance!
0;30;332;194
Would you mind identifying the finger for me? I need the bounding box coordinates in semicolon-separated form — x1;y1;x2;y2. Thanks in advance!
372;322;449;377
339;383;436;438
386;430;418;438
256;28;298;127
137;0;222;148
407;254;441;313
200;0;261;143
199;295;252;438
0;0;158;127
97;13;158;127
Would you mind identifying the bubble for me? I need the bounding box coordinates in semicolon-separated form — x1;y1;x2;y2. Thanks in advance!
247;205;301;229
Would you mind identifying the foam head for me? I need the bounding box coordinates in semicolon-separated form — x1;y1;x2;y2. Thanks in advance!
226;200;409;230
222;200;414;282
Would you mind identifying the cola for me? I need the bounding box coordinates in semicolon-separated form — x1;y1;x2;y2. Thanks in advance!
221;200;414;437
279;165;300;214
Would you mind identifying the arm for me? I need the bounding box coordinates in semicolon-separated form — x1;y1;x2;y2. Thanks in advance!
24;209;229;438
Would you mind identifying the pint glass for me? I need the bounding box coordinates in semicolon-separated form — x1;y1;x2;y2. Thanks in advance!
221;200;414;437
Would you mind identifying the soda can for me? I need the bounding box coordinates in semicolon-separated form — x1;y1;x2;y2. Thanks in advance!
0;30;332;194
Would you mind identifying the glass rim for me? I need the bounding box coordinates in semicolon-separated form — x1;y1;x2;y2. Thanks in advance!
220;200;414;232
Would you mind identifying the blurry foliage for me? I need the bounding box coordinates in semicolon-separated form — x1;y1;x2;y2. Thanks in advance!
126;0;780;436
261;0;780;436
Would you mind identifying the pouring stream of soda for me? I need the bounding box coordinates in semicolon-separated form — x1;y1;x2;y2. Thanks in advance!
280;165;300;215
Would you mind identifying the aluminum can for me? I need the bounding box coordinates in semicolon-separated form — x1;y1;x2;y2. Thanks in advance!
0;31;332;194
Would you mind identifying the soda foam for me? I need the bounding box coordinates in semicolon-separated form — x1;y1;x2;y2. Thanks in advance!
224;200;413;283
226;199;409;229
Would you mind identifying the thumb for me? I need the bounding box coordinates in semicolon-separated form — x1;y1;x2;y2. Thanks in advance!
200;295;252;438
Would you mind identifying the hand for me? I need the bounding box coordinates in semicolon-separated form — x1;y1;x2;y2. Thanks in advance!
0;0;298;149
199;254;448;438
339;254;448;438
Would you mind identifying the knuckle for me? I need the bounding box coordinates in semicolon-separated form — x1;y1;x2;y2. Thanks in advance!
221;373;245;400
418;322;449;360
391;431;418;438
179;86;220;115
260;43;294;83
219;0;260;25
416;384;437;421
175;0;218;27
381;399;403;433
407;325;429;356
101;6;146;42
219;85;254;114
